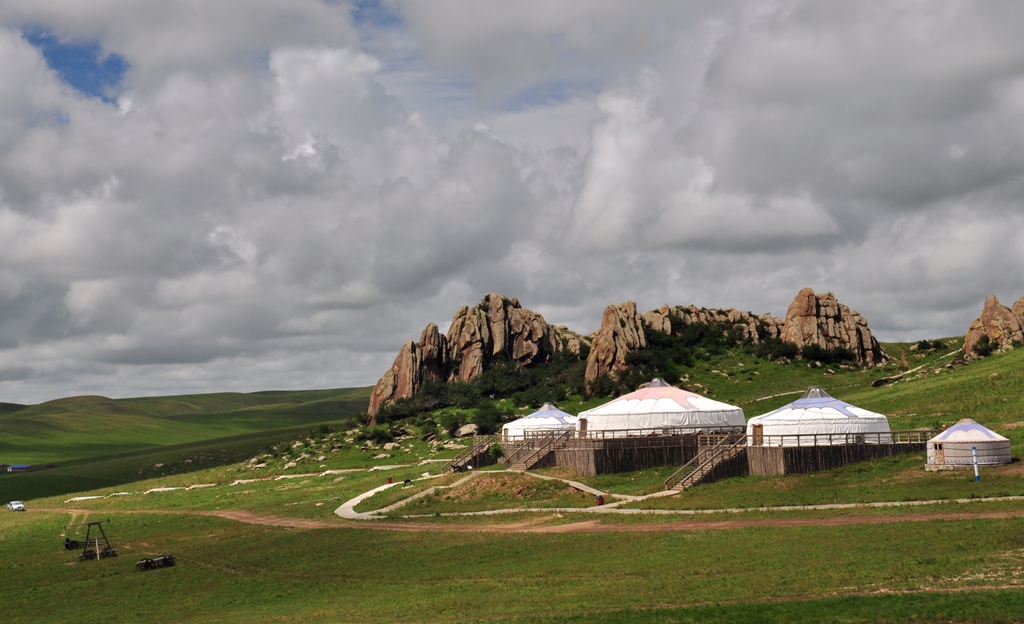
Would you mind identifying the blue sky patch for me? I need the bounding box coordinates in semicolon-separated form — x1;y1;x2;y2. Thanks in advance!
25;29;128;104
350;0;403;29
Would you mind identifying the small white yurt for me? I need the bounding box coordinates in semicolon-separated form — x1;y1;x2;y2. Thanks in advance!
747;387;891;447
926;418;1011;470
577;378;745;435
501;402;578;441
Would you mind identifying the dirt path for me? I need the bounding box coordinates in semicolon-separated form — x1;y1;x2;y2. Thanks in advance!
32;506;1024;534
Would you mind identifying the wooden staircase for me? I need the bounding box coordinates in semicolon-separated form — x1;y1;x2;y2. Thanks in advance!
506;431;573;471
665;433;747;491
443;435;498;473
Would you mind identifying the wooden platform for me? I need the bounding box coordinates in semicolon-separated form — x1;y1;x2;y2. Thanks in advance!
502;431;705;476
501;428;931;480
747;442;926;476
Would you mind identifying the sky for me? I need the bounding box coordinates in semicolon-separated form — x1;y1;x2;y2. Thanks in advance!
1;1;1023;404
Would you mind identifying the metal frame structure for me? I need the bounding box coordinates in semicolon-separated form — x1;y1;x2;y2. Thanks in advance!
64;519;118;560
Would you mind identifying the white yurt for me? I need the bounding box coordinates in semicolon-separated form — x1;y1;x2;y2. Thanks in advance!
926;418;1011;470
746;387;891;447
501;402;578;441
577;378;745;435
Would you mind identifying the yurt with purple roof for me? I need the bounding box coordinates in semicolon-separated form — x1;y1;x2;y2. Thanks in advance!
746;387;891;447
926;419;1011;470
502;402;578;441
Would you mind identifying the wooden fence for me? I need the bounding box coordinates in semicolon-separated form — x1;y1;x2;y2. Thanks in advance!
747;430;931;448
747;438;930;476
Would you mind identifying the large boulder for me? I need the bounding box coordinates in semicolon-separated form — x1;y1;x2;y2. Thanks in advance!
445;293;581;382
963;295;1024;356
584;301;647;388
368;294;589;418
367;323;449;422
780;288;888;366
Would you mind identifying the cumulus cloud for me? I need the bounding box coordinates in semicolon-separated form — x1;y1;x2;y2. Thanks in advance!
0;1;1022;403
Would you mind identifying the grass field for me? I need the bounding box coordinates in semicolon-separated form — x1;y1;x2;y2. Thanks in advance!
4;507;1024;623
2;341;1024;622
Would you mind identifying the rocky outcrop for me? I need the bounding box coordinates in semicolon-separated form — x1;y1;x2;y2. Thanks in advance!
1013;296;1024;325
642;304;783;344
582;289;884;388
372;289;888;416
445;293;581;382
585;302;648;387
367;323;448;419
368;294;589;419
780;288;888;366
963;295;1024;356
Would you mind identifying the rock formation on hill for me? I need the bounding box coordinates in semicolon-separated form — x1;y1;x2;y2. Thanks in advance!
963;294;1024;356
643;304;783;344
779;288;888;366
584;302;648;388
368;293;588;420
370;288;889;416
582;288;887;388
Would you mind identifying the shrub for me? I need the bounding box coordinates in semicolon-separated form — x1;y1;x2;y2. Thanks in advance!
472;402;509;435
757;338;800;361
437;412;464;437
972;335;996;357
800;344;856;365
357;425;394;444
587;374;617;399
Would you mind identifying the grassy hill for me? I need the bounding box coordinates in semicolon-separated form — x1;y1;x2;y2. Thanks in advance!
0;387;371;501
0;387;370;466
2;342;1024;623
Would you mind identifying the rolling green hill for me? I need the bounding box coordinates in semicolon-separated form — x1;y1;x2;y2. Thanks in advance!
0;387;371;466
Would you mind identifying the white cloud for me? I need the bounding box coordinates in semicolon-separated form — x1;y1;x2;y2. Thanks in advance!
0;1;1023;403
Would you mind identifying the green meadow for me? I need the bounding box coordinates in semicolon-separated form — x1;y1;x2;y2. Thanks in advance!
2;341;1024;622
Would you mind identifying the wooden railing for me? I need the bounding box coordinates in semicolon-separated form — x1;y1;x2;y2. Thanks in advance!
508;431;574;470
501;435;550;467
748;430;932;448
506;425;745;443
664;433;745;490
442;435;497;473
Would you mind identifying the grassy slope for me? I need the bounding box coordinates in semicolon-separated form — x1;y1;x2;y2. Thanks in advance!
0;387;371;466
3;508;1024;624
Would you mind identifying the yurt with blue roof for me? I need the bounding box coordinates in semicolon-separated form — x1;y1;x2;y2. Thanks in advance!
502;402;578;441
926;418;1011;470
746;387;891;447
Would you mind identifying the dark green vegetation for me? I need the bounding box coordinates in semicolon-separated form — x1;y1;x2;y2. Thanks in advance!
373;351;589;430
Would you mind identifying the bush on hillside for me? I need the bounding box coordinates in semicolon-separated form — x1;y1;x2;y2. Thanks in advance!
972;335;996;357
357;425;394;444
756;338;800;361
471;402;512;435
437;412;463;437
800;344;856;365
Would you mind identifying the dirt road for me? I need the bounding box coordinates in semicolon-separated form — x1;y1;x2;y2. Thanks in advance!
32;506;1024;533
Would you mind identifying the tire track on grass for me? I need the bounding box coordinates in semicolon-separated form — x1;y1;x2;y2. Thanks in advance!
30;507;1024;533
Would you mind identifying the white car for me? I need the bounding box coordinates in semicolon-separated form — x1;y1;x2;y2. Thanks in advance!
7;501;25;511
